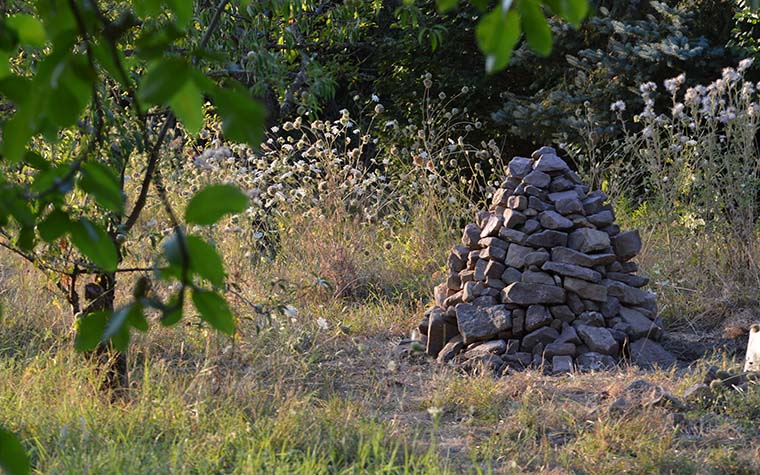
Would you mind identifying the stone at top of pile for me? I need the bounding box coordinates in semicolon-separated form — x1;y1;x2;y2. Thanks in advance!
418;146;674;375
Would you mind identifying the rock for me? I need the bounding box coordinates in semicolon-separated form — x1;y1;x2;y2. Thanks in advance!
525;305;552;331
503;352;533;368
501;282;566;305
588;210;614;227
577;325;619;355
508;156;534;178
611;230;642;260
600;296;621;319
539;210;574;230
563;277;608;302
556;197;584;215
462;223;482;248
522;270;555;286
473;259;488;281
427;310;459;357
619;306;662;340
507;195;528;210
607;272;649;288
521;326;560;351
581;193;606;215
745;324;760;372
629;338;677;369
501;267;522;284
556;322;581;345
455;303;512;344
503;209;527;228
472;295;497;307
481;245;506;262
491;188;510;207
605;281;656;307
577;352;617;372
552;355;574;374
434;283;449;308
533;153;570;173
480;215;503;238
531;146;556;158
548;190;580;203
544;342;576;359
523;169;551;188
522;219;541;234
542;261;602;283
505;244;534;268
505;339;520;354
524;249;551;267
464;353;504;373
499;227;527;244
575;311;605;327
551;247;616;267
567;228;611;253
447;272;461;291
437;335;465;363
447;249;466;272
464;339;508;358
485;277;506;290
485;260;506;279
528;196;551;211
549;305;575;323
525;230;568;248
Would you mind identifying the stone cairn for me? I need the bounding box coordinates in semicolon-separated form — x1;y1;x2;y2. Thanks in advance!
418;147;672;375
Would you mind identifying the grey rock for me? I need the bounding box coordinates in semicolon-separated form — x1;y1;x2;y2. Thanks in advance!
522;270;555;286
568;228;611;253
576;311;605;327
491;188;510;207
521;326;560;351
605;281;656;307
507;195;528;210
522;219;541;234
464;339;508;358
481;245;506;262
501;267;522;284
525;305;552;331
455;303;512;344
528;196;551;211
556;197;584;215
524;185;548;198
508;156;534;178
556;322;582;345
460;270;475;284
437;335;465;363
462;281;481;302
427;311;459;357
443;290;464;308
548;190;580;203
564;277;608;302
682;383;711;402
499;227;527;244
447;249;466;272
524;249;551;267
505;339;520;354
479;237;509;250
485;277;506;290
434;283;449;308
464;353;504;373
525;230;569;248
523;169;551;188
534;153;570;173
611;230;642;260
566;291;585;314
447;272;461;291
581;192;607;215
551;247;616;267
600;296;621;319
549;305;575;323
539;210;574;230
577;325;619;355
503;209;527;228
542;261;602;283
544;342;576;359
577;352;618;372
531;146;556;159
505;244;534;268
549;175;574;192
619;307;662;340
462;223;482;248
473;259;488;281
620;261;639;273
588;210;614;227
501;282;566;305
472;295;497;306
629;338;677;369
485;260;506;279
607;272;649;288
552;355;574;374
480;215;503;238
503;352;533;368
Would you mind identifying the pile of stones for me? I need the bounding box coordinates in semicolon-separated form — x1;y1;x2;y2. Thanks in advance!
417;147;675;375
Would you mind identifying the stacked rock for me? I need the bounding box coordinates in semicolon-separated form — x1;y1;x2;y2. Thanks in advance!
419;147;666;374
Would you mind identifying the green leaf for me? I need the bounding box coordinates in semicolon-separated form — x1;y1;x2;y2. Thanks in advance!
476;7;521;73
80;162;124;213
69;219;118;272
134;0;164;17
138;58;190;105
562;0;588;27
520;0;552;56
15;226;35;251
0;52;10;80
186;235;225;287
74;310;109;351
211;86;266;147
435;0;458;13
103;303;145;348
185;184;248;226
38;209;72;242
160;297;183;326
2;109;34;162
167;0;193;28
0;426;29;475
169;80;204;135
7;14;46;47
192;288;235;335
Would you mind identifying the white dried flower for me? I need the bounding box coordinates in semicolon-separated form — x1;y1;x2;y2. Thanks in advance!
610;100;626;112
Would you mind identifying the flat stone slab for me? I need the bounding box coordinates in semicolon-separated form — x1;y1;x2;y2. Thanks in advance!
501;282;566;305
455;303;512;344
